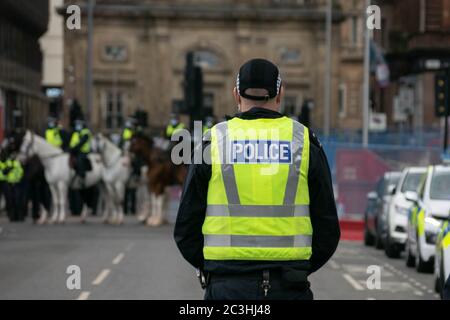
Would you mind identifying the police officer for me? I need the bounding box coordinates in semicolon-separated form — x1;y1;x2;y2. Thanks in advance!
120;117;136;150
174;59;340;300
166;114;185;139
202;116;215;134
0;151;24;221
69;119;92;180
45;117;63;148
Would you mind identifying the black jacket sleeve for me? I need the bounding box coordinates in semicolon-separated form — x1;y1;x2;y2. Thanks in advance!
173;160;210;269
307;130;340;273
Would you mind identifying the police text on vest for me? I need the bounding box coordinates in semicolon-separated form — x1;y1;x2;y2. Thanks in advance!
230;140;292;164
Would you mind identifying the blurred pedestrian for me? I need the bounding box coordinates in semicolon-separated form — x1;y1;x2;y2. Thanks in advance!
1;151;24;222
166;114;185;139
45;117;63;148
69;119;92;182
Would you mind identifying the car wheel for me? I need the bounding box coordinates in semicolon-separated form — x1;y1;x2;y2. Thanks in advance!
364;228;375;246
415;236;433;273
385;235;400;259
375;226;384;250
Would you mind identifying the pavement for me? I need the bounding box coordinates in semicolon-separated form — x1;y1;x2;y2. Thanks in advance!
0;216;440;300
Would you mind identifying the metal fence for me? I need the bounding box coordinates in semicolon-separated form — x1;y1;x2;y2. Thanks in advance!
320;130;444;218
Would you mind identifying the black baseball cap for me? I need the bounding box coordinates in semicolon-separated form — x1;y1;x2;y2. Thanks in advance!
237;58;282;101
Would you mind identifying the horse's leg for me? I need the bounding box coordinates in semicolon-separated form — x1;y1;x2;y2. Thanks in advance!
58;182;68;224
80;190;89;224
49;184;59;224
99;183;110;224
153;193;165;227
116;182;125;225
137;183;149;222
146;192;156;226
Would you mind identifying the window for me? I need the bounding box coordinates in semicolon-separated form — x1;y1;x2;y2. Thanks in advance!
103;45;128;62
194;51;219;69
280;48;301;64
338;84;347;118
350;17;359;47
203;92;214;116
282;96;298;116
105;91;124;129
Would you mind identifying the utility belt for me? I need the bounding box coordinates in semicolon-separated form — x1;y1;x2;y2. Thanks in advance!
197;268;310;297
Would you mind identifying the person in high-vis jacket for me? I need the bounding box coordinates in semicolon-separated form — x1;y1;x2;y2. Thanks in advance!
0;152;24;221
70;119;92;179
174;59;340;300
166;114;185;139
120;117;136;150
45;117;63;148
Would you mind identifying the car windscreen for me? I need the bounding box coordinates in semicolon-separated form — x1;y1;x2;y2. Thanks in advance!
430;171;450;201
383;175;401;195
401;172;425;193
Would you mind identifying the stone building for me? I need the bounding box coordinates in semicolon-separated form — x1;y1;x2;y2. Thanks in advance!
0;0;49;140
373;0;450;132
61;0;365;133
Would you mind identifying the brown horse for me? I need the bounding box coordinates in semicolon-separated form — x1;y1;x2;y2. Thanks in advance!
129;134;187;226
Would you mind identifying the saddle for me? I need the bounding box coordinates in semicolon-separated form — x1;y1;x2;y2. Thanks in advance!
69;154;93;172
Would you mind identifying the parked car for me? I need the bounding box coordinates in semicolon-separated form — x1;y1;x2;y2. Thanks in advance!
435;217;450;297
405;165;450;273
364;171;402;248
384;167;427;258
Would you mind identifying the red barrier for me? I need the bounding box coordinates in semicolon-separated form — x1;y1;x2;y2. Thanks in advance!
339;219;364;242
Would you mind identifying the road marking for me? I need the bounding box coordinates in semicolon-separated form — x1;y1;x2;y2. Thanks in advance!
342;274;365;291
77;291;91;300
112;253;125;265
329;260;340;270
92;269;110;286
366;297;376;300
414;290;424;296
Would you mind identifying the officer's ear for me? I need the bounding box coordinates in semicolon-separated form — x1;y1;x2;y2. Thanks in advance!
276;85;285;106
233;87;241;108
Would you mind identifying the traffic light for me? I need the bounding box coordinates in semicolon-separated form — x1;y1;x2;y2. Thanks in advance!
184;52;204;128
435;72;449;117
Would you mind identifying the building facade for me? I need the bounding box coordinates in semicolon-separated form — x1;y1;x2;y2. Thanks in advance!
0;0;49;140
373;0;450;133
40;0;65;118
61;0;365;133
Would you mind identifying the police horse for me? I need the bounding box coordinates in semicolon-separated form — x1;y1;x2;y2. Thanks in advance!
94;134;131;225
129;134;187;227
17;130;103;224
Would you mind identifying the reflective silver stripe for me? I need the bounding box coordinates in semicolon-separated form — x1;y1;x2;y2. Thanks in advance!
204;235;312;248
216;122;241;205
206;204;310;218
283;121;305;205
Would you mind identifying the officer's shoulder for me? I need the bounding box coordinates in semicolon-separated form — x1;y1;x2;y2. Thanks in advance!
308;128;323;149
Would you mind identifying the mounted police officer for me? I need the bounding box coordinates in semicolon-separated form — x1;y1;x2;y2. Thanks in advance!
45;117;63;148
120;117;136;150
69;119;92;181
166;114;185;139
174;59;340;300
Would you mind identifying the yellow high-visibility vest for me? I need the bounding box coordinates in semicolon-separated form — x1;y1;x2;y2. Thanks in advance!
166;123;185;138
203;117;312;261
122;128;134;141
45;128;63;148
70;128;92;154
3;160;23;184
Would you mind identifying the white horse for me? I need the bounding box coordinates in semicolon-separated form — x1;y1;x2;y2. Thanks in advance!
18;130;103;224
94;134;131;225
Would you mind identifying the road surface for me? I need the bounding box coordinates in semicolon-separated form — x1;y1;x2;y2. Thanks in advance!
0;216;440;300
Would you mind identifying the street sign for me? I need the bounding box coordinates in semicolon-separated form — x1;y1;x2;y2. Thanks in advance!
435;72;449;117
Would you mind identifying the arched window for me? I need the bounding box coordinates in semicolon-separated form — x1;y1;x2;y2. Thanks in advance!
193;50;220;69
